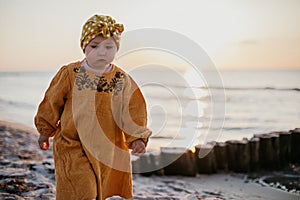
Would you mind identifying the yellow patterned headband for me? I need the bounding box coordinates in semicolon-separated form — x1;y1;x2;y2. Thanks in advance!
80;14;124;52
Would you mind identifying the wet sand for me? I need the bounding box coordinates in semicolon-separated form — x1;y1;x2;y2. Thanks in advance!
0;120;299;200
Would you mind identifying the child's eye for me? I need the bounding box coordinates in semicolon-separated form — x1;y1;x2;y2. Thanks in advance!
91;45;98;48
106;46;113;49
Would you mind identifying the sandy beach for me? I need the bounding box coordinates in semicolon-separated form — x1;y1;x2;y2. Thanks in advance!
0;120;299;200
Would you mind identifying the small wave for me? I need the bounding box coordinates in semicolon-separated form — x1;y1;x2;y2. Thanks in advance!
151;136;177;139
0;98;36;109
206;86;300;92
264;87;300;92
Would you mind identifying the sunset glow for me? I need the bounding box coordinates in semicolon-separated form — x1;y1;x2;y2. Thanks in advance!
0;0;299;71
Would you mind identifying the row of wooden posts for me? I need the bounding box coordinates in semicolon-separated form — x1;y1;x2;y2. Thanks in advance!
131;128;300;176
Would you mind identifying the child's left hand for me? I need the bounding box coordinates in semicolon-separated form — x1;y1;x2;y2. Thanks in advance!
131;139;146;156
38;135;50;150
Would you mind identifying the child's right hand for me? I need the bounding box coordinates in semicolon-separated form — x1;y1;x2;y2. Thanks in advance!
38;135;50;150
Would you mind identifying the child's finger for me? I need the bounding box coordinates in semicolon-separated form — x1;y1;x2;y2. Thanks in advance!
42;142;49;150
131;146;146;156
132;145;143;152
133;152;146;156
131;140;146;156
38;135;50;150
39;141;50;150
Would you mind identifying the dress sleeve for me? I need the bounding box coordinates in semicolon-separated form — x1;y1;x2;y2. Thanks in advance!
122;75;152;148
34;66;70;137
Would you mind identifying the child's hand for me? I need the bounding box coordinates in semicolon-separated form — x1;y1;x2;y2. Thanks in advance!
38;135;50;150
131;139;146;156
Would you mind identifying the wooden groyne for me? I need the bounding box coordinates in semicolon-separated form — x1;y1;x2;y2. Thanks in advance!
132;128;300;176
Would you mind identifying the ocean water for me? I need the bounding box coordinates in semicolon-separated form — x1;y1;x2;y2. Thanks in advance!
0;69;299;150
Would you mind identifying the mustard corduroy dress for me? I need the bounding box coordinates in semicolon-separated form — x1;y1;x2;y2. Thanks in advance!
35;61;151;200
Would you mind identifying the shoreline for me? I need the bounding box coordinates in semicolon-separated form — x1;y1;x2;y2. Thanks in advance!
0;120;299;199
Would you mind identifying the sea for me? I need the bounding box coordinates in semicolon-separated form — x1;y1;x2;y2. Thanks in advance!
0;69;299;151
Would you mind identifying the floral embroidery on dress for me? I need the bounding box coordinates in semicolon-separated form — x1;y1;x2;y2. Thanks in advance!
97;71;125;96
74;67;125;95
112;72;125;96
75;67;101;90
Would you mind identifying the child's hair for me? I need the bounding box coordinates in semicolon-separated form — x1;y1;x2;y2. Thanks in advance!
80;14;124;52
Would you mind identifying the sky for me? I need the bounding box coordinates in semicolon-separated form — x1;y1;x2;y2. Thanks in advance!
0;0;299;71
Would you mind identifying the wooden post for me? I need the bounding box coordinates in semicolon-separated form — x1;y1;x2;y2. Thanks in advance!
257;134;270;169
195;143;217;174
149;152;164;176
132;152;164;176
254;133;280;170
255;133;271;170
214;142;228;171
139;153;155;176
238;139;250;172
277;131;291;167
226;139;250;173
132;157;141;174
249;137;260;172
290;128;300;163
161;147;197;176
270;133;281;169
226;140;238;172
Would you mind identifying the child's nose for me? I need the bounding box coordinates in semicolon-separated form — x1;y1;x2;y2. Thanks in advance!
97;47;106;55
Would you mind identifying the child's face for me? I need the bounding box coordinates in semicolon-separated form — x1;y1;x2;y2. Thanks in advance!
84;35;118;69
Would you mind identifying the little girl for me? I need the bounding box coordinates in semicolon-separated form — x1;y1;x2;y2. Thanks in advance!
35;14;152;200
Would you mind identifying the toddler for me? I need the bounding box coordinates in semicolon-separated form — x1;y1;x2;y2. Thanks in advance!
35;14;151;200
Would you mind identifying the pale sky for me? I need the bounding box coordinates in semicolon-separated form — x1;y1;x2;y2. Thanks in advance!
0;0;299;71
